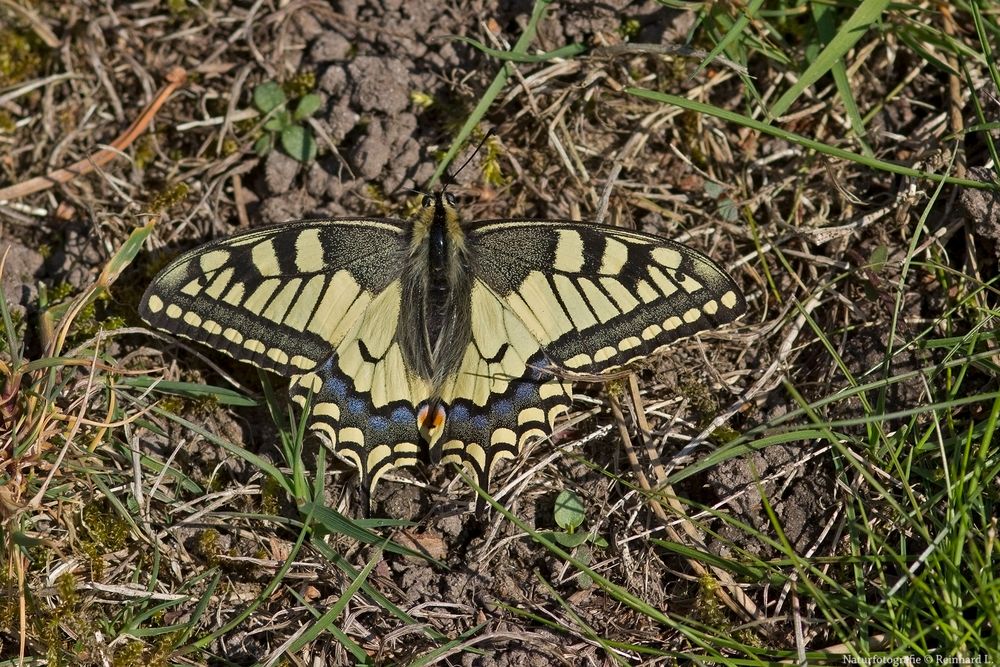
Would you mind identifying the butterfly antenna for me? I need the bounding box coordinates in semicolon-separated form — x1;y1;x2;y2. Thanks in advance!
442;128;497;191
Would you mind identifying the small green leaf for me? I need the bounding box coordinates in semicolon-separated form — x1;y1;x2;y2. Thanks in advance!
717;197;739;222
253;81;286;113
263;109;291;132
553;531;589;548
703;181;725;199
281;125;317;162
869;245;888;270
253;134;272;156
293;93;322;121
553;490;585;532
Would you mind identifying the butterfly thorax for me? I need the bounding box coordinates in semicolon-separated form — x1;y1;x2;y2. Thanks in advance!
398;192;474;389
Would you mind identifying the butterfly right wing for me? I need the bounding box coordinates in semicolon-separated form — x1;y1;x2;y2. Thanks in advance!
466;220;746;377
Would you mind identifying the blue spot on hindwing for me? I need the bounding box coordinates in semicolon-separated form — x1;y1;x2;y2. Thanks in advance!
449;404;470;423
347;397;365;414
514;381;535;400
390;406;413;423
369;416;389;431
494;399;514;416
325;375;348;399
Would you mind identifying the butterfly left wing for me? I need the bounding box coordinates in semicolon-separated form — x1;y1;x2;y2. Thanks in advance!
141;219;432;508
140;219;409;376
466;220;746;377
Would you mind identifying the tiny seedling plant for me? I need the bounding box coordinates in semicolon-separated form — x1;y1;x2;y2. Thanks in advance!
252;81;321;162
543;490;609;589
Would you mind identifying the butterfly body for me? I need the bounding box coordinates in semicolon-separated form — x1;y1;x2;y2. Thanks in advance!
141;192;746;508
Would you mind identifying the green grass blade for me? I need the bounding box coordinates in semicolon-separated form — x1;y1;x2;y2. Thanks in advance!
770;0;891;118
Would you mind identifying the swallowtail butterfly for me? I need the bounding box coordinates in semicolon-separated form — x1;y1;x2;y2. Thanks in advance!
140;191;746;509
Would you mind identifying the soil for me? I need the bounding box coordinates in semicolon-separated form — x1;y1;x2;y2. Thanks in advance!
0;0;992;663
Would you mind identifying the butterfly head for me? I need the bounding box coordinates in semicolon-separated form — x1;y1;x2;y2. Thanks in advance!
413;189;461;230
420;191;458;214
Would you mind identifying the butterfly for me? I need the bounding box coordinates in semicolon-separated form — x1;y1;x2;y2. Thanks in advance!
140;191;746;510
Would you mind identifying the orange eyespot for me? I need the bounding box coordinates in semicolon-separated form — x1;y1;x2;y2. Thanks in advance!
417;403;446;435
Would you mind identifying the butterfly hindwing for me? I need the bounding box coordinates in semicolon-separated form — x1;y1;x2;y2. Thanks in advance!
467;220;746;376
141;219;409;376
435;281;572;494
289;280;432;501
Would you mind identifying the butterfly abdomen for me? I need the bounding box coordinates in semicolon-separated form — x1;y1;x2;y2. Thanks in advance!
399;192;475;388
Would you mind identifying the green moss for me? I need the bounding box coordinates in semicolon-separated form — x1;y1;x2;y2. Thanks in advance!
0;28;45;87
694;574;727;628
42;282;132;347
112;640;145;667
0;109;15;133
70;288;127;339
134;135;157;170
676;372;718;426
694;574;762;647
49;282;75;303
220;137;239;156
146;182;190;214
81;499;130;578
618;17;641;40
157;395;186;415
283;71;316;98
56;571;77;607
148;633;180;665
166;0;188;16
195;528;221;566
710;424;740;444
365;183;393;217
260;475;282;515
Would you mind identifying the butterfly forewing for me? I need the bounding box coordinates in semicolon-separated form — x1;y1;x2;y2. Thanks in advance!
467;220;746;377
140;219;409;376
